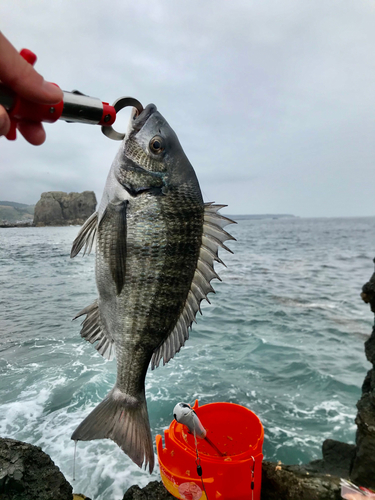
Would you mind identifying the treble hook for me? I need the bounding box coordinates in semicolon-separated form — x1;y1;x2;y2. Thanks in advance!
101;96;144;141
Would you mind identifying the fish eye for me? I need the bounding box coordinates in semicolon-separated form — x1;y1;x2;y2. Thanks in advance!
149;135;164;154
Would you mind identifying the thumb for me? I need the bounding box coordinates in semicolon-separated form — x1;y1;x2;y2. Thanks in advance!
0;32;63;105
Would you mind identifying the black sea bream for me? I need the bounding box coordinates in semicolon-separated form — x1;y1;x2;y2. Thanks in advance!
70;104;235;472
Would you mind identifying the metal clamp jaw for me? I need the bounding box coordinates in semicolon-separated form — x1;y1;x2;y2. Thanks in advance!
101;97;143;141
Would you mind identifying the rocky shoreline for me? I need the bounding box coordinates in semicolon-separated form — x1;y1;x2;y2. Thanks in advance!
0;436;352;500
0;221;34;228
1;262;375;500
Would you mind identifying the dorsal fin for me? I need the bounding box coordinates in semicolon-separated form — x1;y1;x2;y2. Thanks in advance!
71;211;98;258
151;203;236;369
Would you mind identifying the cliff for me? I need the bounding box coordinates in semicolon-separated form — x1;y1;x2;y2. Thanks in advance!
33;191;96;226
350;261;375;487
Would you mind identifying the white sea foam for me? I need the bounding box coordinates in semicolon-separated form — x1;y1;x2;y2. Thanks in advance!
0;388;50;436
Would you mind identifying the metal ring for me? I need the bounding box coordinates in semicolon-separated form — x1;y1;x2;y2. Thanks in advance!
101;97;144;141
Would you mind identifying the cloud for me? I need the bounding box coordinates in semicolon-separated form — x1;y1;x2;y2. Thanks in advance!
1;0;375;216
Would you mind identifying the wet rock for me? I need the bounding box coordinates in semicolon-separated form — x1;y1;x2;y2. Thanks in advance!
308;439;355;478
351;390;375;488
0;437;72;500
360;259;375;314
350;262;375;489
261;461;341;500
365;329;375;366
123;480;174;500
33;191;96;226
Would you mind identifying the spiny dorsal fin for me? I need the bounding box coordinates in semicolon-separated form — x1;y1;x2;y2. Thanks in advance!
151;203;236;369
71;211;98;258
73;300;115;360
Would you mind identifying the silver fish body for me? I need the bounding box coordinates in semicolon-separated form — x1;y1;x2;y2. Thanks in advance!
70;104;235;472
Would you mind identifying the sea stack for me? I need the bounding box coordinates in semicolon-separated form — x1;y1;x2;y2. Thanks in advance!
33;191;96;226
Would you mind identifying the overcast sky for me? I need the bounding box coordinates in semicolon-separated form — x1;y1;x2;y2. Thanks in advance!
1;0;375;217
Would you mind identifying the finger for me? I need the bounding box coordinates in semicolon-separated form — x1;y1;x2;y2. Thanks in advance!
17;120;46;146
0;32;63;105
0;105;11;136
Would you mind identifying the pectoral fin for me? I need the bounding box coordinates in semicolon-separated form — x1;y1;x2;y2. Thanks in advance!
98;202;127;295
71;211;98;258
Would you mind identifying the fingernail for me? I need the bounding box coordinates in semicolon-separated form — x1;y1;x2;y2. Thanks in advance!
42;80;63;102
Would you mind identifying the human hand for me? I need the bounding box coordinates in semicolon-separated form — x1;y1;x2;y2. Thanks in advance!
0;32;63;145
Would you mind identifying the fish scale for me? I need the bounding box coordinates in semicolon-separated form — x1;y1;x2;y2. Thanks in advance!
70;103;236;472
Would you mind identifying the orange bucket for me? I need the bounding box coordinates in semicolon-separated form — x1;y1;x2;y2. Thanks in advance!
156;400;264;500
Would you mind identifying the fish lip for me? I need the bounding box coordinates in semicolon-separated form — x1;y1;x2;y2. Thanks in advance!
129;103;157;137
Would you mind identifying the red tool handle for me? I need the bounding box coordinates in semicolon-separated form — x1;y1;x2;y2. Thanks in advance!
4;49;116;140
5;49;64;140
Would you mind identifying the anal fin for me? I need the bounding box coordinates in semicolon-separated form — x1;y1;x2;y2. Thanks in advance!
74;300;115;360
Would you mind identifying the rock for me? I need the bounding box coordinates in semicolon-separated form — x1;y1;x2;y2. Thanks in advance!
33;191;96;226
308;439;355;478
365;329;375;366
350;262;375;489
0;437;72;500
123;480;174;500
351;390;375;488
261;461;341;500
360;259;375;314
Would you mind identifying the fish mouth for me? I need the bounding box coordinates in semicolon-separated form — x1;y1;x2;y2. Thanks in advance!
129;103;157;137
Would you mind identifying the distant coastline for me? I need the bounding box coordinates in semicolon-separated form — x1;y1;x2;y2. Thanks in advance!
227;214;297;221
0;200;34;226
0;221;34;228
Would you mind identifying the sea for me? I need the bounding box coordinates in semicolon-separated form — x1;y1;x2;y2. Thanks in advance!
0;216;374;499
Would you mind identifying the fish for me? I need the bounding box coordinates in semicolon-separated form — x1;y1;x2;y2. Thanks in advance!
70;103;236;473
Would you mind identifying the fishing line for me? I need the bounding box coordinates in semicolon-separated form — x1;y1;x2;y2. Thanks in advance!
193;426;209;500
250;455;255;500
73;440;77;482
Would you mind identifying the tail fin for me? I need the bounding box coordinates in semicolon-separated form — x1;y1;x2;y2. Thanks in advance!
71;387;154;473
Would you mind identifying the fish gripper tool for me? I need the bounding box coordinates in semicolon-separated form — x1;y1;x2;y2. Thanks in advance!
0;48;144;141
